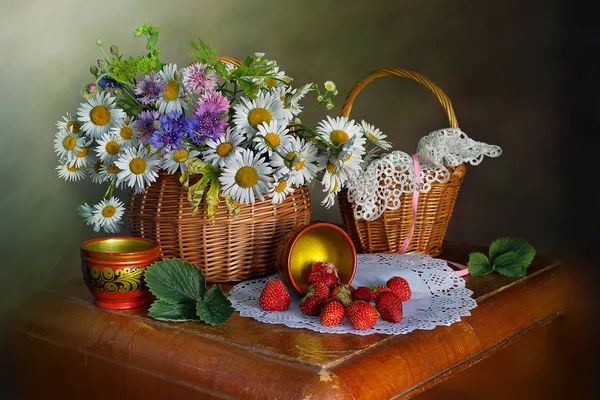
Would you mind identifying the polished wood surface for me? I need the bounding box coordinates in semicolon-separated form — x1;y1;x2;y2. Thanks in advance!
5;242;570;399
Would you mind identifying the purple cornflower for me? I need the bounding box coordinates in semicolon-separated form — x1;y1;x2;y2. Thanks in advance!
152;112;188;154
189;92;230;144
182;63;217;94
134;110;161;144
135;72;167;105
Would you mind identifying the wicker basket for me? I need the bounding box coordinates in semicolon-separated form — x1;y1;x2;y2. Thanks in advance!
338;68;467;256
128;172;312;282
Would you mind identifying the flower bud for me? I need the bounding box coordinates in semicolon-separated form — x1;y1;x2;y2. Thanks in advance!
97;59;107;69
317;95;324;102
81;83;98;99
112;88;122;96
96;39;103;46
326;102;334;110
89;65;99;76
110;45;120;56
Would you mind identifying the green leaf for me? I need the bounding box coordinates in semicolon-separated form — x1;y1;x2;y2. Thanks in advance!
148;299;200;322
467;252;493;276
146;32;159;50
489;237;536;273
195;286;235;326
144;258;206;303
493;251;528;277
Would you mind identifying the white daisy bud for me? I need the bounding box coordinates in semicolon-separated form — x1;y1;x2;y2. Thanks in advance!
324;81;336;92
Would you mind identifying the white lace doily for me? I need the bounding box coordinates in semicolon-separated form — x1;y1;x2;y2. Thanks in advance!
347;128;502;221
229;253;477;336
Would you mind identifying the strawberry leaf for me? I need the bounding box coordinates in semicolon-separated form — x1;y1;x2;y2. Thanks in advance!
467;252;493;276
492;251;527;277
489;237;536;276
196;285;234;326
144;258;206;304
148;300;200;321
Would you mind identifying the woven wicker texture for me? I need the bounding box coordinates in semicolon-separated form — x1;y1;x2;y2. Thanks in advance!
127;56;311;282
338;68;466;256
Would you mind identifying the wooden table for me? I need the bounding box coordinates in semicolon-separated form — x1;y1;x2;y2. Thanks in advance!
4;242;572;399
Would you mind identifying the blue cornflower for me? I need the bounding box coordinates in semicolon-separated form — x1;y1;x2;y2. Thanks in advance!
151;112;188;154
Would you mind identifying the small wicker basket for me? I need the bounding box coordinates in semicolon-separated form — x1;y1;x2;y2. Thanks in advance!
338;68;466;257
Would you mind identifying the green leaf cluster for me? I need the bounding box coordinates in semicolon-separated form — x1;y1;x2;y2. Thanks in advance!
468;238;536;277
144;258;234;325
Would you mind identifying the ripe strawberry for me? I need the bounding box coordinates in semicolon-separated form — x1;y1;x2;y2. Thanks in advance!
352;286;374;303
386;276;412;301
307;272;338;288
371;284;392;300
346;301;379;330
259;278;291;311
375;291;403;323
330;283;353;307
307;282;330;299
299;294;325;316
311;261;340;279
320;300;345;326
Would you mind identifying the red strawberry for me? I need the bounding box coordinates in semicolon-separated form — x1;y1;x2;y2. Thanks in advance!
375;291;403;323
307;272;338;288
386;276;412;301
352;286;374;303
320;300;345;326
346;301;379;330
259;278;291;311
371;284;392;299
330;283;353;307
299;294;325;316
311;261;339;279
307;282;330;299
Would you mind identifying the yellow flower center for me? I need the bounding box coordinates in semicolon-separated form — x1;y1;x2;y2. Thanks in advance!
107;164;120;174
275;181;287;193
216;142;233;157
327;161;337;174
330;130;350;146
124;119;131;125
66;120;80;134
248;108;272;129
90;105;111;126
173;149;189;162
265;76;278;88
76;147;88;158
129;158;147;175
235;166;259;188
62;136;77;151
66;164;79;172
105;141;120;155
264;132;280;147
343;153;352;163
94;161;103;173
163;80;180;101
294;160;305;171
286;151;297;160
368;133;378;143
102;205;116;218
120;127;133;140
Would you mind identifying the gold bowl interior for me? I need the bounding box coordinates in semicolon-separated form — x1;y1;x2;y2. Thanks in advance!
81;237;157;254
289;225;356;294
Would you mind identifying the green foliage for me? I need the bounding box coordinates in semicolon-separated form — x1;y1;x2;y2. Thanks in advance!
181;158;223;223
144;258;234;326
187;38;228;78
467;238;536;277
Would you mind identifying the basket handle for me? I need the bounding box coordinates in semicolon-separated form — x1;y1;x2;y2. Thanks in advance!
340;68;458;128
216;56;244;67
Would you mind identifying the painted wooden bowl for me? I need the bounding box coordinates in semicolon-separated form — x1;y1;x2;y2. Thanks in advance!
80;236;160;309
275;222;357;295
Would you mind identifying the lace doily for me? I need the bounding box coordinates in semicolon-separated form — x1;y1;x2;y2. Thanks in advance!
229;253;477;336
347;128;501;221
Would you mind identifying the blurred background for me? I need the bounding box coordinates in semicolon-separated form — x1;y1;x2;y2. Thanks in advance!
0;0;596;395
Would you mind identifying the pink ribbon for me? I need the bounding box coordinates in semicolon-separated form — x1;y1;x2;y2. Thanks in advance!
397;154;470;277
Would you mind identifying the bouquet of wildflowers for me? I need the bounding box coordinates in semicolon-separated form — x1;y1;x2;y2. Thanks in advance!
53;24;391;233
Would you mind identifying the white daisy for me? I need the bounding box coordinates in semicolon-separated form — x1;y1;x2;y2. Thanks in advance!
56;161;87;182
95;132;124;164
326;148;364;185
88;159;105;184
203;127;245;168
316;116;366;151
110;117;139;148
70;145;94;169
268;178;295;205
321;165;342;208
263;66;289;89
99;162;121;184
90;196;125;233
270;136;321;186
253;120;290;156
324;81;336;92
56;113;82;136
114;144;161;194
232;91;292;137
360;121;392;150
77;203;98;230
54;129;85;162
288;83;313;116
156;64;187;115
162;148;200;174
77;91;126;139
219;148;273;204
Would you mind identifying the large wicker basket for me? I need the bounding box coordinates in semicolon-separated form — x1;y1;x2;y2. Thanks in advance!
128;171;312;282
338;68;467;257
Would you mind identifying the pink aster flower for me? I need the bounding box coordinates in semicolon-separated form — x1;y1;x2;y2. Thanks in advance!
182;63;217;94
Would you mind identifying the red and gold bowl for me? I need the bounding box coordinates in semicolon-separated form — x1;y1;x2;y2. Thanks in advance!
80;236;160;310
275;222;357;295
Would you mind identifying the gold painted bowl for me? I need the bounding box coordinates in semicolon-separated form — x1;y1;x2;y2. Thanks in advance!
275;222;357;295
80;236;160;310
